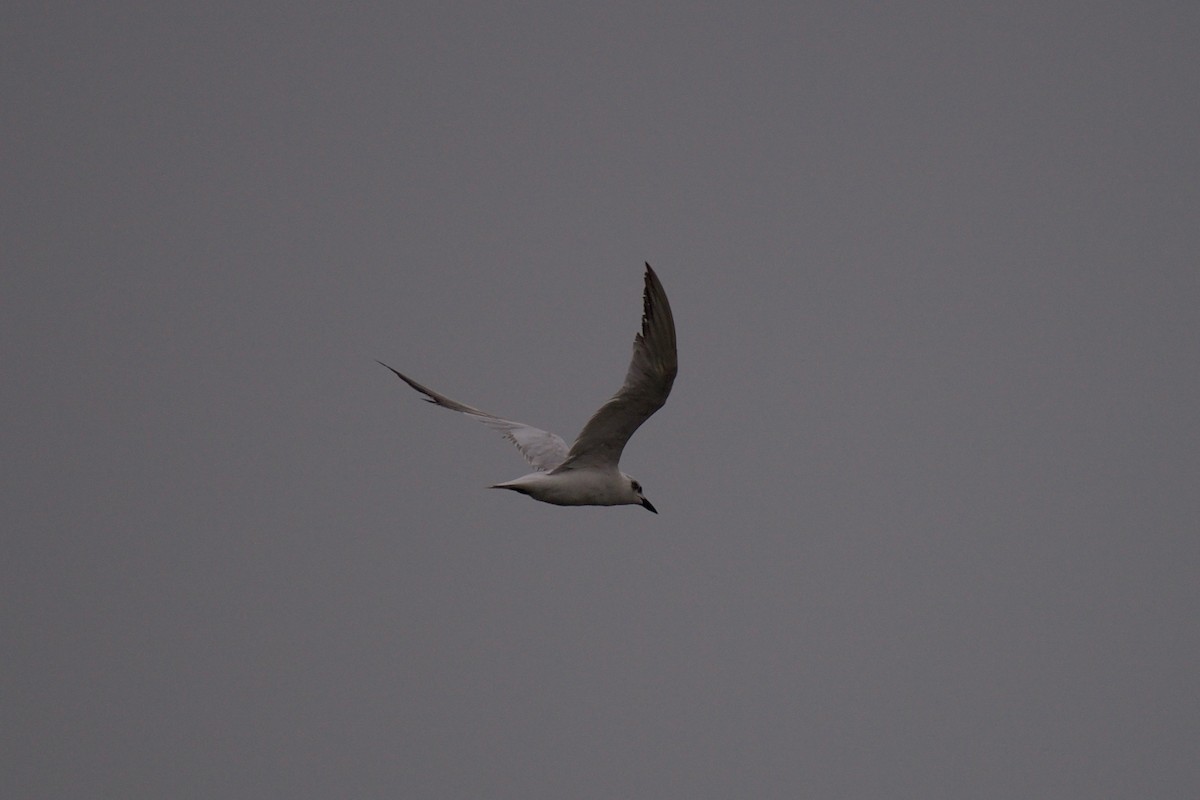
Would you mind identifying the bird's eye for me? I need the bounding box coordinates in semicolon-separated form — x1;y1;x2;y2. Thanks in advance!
631;481;641;492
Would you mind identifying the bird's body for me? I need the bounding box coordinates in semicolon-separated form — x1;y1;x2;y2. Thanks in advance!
379;263;677;512
489;467;638;507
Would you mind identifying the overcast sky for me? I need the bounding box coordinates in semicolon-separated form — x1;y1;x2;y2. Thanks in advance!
5;2;1199;797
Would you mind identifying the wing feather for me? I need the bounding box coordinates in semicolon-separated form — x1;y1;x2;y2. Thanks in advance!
377;361;569;471
554;263;677;472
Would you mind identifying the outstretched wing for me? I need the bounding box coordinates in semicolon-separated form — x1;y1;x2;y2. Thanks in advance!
377;361;569;471
554;263;677;472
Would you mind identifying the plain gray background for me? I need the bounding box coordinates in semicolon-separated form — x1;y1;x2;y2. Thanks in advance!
5;2;1198;797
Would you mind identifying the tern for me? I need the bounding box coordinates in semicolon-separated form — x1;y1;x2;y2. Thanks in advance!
378;263;677;512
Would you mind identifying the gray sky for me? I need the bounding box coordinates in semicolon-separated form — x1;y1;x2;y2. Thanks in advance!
5;2;1199;797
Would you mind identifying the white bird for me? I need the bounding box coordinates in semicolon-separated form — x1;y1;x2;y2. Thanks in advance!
379;263;677;512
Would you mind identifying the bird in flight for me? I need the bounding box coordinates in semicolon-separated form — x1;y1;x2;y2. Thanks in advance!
378;263;677;512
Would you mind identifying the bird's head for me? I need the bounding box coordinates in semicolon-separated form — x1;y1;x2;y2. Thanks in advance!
626;475;657;514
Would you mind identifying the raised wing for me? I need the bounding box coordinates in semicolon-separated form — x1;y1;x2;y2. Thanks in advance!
377;361;569;471
555;263;677;472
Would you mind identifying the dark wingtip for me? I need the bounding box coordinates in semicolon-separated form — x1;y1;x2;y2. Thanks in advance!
376;359;403;378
